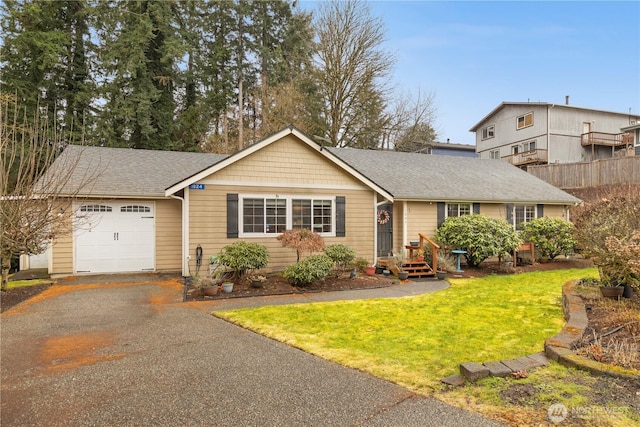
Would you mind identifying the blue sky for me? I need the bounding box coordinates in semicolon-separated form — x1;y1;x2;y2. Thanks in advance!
302;1;640;145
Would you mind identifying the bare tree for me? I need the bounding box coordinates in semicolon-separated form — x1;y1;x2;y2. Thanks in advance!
391;89;439;152
1;95;96;290
314;0;394;147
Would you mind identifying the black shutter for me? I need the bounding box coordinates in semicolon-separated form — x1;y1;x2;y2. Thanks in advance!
537;204;544;218
506;204;514;226
227;193;239;238
336;196;345;237
472;203;480;214
437;202;445;227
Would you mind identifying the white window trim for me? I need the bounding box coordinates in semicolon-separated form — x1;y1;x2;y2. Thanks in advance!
445;202;472;218
239;194;336;238
516;112;534;130
523;140;536;153
481;125;495;140
489;149;500;159
512;204;537;229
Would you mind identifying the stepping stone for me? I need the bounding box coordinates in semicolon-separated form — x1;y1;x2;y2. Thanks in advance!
527;352;550;367
516;356;543;370
460;362;490;381
441;374;466;386
483;361;513;377
501;358;527;372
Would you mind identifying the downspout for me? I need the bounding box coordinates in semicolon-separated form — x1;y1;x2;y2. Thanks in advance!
547;104;554;163
170;191;189;277
402;200;408;254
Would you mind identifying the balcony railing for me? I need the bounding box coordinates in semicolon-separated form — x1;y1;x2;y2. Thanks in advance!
581;132;633;147
502;149;548;166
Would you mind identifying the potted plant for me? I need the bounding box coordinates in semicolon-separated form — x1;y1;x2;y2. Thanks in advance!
365;265;376;276
436;252;456;280
393;251;409;280
599;281;624;299
222;282;234;293
416;248;425;262
192;276;219;297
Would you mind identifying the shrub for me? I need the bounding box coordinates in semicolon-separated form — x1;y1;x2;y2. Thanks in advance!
283;255;334;286
324;244;356;269
217;241;269;279
573;186;640;289
521;217;576;260
350;257;369;273
277;229;325;262
435;214;521;267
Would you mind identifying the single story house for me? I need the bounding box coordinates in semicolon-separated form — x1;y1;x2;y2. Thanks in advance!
34;126;581;277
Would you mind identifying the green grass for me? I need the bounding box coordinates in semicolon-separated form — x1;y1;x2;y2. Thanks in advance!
216;268;598;393
5;278;50;289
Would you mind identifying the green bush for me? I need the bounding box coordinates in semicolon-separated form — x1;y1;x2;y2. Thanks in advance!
350;257;369;272
324;244;356;269
522;217;576;260
217;241;269;279
283;254;334;286
435;214;521;267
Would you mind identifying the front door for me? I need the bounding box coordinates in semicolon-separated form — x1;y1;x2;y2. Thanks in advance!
377;204;393;258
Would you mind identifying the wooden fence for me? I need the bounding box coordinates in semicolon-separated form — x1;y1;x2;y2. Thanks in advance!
528;156;640;189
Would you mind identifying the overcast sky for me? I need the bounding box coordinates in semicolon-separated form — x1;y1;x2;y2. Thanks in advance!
302;1;640;145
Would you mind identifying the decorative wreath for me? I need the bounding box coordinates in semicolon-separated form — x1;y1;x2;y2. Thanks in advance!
377;209;390;225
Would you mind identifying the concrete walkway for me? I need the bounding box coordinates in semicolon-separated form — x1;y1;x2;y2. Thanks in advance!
1;275;504;426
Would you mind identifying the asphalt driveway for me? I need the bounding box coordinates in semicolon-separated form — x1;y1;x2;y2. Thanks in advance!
1;275;503;426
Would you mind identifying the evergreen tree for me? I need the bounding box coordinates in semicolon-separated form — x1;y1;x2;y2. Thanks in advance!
96;0;180;150
1;0;94;143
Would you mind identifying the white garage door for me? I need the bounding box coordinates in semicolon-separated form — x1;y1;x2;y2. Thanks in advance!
74;202;155;273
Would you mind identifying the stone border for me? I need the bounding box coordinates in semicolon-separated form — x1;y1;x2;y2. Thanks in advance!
544;280;639;380
442;279;639;386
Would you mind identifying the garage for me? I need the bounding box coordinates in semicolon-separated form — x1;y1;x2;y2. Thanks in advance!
74;202;155;274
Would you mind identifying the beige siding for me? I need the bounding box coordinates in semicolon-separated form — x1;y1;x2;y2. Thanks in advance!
51;207;74;275
479;203;506;220
187;136;377;272
543;204;566;219
204;135;363;187
406;202;439;239
188;186;376;272
155;198;182;271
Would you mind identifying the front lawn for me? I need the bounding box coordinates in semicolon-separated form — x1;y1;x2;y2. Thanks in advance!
215;268;597;392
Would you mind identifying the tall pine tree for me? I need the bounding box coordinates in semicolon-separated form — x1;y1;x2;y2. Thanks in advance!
96;0;180;149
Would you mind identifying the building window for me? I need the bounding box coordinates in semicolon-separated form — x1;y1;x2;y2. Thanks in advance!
489;150;500;159
80;205;112;212
517;112;533;130
447;203;471;218
523;140;536;152
241;196;334;236
512;145;520;155
513;205;536;230
481;125;495;140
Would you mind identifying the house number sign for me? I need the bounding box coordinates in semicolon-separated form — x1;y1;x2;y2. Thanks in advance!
189;184;205;190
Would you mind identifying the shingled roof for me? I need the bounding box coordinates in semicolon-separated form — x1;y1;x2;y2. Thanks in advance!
326;147;580;204
42;135;580;205
40;145;228;198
